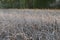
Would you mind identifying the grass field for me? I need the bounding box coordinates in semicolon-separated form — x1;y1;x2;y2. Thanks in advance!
0;9;60;40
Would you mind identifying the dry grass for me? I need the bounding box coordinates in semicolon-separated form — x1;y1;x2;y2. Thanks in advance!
0;10;60;40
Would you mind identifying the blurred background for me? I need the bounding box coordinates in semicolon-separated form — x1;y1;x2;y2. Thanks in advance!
0;0;60;9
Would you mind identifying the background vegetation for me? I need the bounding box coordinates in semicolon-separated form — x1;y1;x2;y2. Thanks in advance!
0;0;60;9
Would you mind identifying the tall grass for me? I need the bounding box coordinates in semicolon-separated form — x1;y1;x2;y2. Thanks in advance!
0;11;60;40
